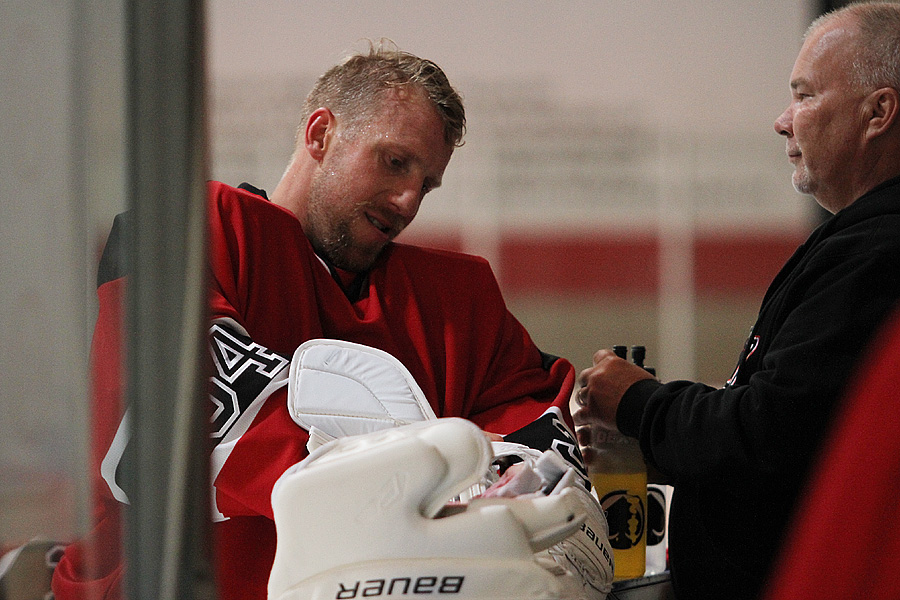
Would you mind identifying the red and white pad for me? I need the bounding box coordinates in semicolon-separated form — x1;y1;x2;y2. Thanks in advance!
268;419;611;600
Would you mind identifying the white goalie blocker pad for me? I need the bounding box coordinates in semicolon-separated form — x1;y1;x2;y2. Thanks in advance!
269;418;612;600
287;339;437;451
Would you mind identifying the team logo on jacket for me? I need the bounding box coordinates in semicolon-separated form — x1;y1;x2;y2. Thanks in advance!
727;334;760;387
208;323;289;439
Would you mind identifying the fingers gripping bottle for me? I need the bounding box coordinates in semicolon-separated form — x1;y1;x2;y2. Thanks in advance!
586;345;647;580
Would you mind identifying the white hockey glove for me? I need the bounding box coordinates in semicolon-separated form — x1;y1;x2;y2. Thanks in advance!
268;419;607;600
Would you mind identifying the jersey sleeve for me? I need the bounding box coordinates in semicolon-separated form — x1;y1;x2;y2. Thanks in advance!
52;216;129;600
204;184;322;521
208;319;306;521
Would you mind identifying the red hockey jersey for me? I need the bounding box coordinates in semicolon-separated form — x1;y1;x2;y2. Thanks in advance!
53;182;577;599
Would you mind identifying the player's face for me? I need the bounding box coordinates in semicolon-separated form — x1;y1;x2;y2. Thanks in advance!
304;90;454;272
773;18;869;213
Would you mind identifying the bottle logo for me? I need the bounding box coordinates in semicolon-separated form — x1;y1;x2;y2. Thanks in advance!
599;490;645;550
646;486;666;546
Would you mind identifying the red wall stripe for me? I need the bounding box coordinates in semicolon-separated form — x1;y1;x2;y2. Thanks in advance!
500;235;660;295
694;234;802;296
403;229;808;298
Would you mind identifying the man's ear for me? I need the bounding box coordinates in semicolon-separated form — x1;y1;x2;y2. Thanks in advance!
865;87;899;140
304;107;336;161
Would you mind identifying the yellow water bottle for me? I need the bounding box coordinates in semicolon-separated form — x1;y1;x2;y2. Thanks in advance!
586;345;647;580
588;427;647;580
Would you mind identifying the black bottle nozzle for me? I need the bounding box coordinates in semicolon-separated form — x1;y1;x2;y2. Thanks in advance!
630;345;656;376
630;345;646;368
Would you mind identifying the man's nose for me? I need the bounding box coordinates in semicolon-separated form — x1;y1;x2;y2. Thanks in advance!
390;184;422;221
774;105;793;137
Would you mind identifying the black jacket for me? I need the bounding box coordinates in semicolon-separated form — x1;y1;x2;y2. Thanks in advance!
618;177;900;600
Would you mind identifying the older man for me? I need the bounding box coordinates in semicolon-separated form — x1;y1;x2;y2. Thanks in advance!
574;3;900;599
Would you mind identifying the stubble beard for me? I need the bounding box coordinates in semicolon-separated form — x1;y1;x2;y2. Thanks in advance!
792;169;812;195
305;174;385;273
791;147;812;196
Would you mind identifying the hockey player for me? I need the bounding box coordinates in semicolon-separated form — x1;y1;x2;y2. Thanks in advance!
52;43;590;599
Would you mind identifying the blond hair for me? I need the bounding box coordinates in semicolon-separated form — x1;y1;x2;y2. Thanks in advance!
300;40;466;148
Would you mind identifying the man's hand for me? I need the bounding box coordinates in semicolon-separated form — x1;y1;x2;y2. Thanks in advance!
572;349;655;434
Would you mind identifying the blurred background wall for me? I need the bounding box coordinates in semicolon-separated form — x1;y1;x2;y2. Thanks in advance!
206;0;815;381
1;0;825;554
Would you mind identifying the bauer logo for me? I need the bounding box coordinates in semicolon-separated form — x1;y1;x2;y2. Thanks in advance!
599;490;645;550
335;576;464;598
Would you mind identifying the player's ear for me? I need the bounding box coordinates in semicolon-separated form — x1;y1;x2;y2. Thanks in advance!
304;107;336;161
865;86;899;141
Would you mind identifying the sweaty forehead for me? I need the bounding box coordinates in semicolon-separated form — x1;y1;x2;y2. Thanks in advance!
377;92;451;148
376;87;439;124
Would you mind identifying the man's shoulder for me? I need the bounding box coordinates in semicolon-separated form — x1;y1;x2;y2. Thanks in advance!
207;181;298;222
388;242;491;270
381;244;507;313
384;243;501;293
209;180;265;205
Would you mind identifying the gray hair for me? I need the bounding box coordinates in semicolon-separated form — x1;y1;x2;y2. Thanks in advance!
807;1;900;92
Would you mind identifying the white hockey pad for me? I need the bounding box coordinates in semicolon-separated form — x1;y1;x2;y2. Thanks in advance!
541;483;615;599
482;445;614;599
268;419;606;600
287;339;437;452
